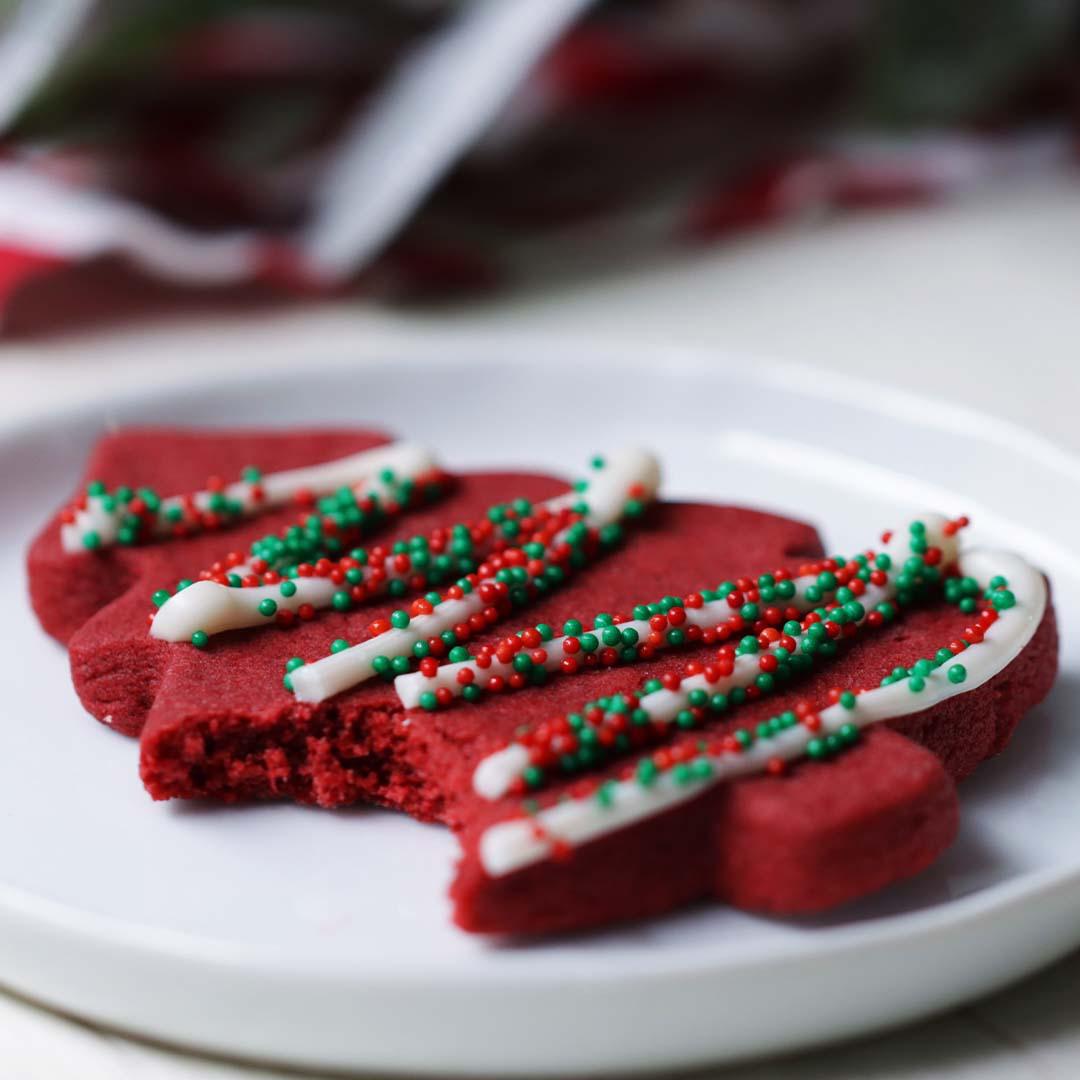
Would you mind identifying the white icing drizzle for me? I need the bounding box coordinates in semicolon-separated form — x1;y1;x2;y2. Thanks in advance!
293;590;486;703
151;446;658;645
540;447;659;529
152;536;432;643
469;518;941;801
62;442;436;554
477;537;1047;878
151;577;338;641
394;560;865;716
288;448;661;705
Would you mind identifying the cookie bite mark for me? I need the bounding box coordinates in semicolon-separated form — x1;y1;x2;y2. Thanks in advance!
140;686;459;821
139;693;446;817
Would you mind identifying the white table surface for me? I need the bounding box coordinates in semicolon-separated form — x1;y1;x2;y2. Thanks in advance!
1;175;1077;1078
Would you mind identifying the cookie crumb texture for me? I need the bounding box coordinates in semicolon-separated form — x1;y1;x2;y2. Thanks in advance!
28;429;1059;935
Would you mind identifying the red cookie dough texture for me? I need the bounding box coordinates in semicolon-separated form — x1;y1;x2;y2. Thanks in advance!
28;429;1059;936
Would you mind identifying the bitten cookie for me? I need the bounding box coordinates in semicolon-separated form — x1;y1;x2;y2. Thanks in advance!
29;429;1057;935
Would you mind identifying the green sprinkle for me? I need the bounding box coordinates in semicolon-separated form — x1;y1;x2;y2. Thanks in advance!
523;766;544;789
636;758;659;787
691;758;714;781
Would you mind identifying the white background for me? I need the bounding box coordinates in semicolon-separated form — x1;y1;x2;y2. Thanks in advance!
1;175;1078;1078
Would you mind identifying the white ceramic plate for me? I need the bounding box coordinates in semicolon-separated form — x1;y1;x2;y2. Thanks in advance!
2;337;1077;1077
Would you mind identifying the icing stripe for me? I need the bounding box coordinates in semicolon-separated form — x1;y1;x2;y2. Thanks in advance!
63;442;436;553
396;558;887;713
151;576;339;641
468;516;948;800
477;542;1046;878
154;485;535;642
288;448;661;705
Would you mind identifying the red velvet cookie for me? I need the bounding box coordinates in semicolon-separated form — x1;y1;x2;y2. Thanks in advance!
28;429;1058;936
